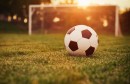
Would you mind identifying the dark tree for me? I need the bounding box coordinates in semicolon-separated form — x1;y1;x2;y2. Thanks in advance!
0;0;51;17
120;9;130;35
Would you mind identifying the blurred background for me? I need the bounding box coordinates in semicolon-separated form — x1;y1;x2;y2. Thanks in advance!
0;0;130;35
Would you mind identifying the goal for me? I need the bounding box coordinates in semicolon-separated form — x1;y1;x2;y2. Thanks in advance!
28;4;122;36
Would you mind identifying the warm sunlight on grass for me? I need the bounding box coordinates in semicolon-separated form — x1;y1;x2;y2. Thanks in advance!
0;34;130;84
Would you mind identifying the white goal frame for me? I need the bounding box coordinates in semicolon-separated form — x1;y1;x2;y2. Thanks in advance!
28;4;121;36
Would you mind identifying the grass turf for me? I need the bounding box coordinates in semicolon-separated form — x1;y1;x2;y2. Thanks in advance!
0;34;130;84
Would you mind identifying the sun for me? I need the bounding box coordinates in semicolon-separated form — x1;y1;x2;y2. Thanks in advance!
77;0;91;7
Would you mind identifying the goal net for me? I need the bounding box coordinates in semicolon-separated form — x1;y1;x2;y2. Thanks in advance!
28;4;122;36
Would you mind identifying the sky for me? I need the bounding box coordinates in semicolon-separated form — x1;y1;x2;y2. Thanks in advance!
80;0;130;10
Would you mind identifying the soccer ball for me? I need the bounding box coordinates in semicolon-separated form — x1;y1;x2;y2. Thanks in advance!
64;25;98;56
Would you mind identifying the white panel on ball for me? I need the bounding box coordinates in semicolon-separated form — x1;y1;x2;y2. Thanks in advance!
70;30;82;42
89;35;98;50
73;49;86;56
78;38;90;51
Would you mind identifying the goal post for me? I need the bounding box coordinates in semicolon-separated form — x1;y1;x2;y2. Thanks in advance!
115;6;122;37
28;4;122;36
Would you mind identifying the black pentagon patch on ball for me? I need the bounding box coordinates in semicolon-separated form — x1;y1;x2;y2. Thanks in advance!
69;41;78;51
85;46;95;56
67;27;75;34
82;30;92;39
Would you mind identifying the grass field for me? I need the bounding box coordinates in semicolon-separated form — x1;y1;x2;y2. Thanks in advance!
0;34;130;84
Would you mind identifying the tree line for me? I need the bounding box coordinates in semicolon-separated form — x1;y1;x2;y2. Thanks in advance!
0;0;50;17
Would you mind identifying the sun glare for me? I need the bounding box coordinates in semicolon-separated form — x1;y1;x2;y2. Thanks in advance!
77;0;91;7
